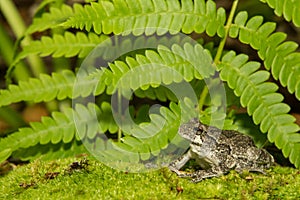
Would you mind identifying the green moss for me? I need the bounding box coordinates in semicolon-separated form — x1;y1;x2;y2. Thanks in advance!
0;156;299;199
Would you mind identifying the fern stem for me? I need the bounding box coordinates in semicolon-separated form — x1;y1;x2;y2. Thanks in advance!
214;0;239;64
199;1;239;114
0;0;26;37
117;89;122;143
52;0;71;73
198;86;208;112
0;0;46;78
0;23;30;82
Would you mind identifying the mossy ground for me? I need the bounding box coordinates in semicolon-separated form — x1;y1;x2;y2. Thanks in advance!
0;156;299;200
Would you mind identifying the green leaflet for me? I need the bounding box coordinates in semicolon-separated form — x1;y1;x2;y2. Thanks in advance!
229;11;300;100
0;149;12;163
218;51;300;168
25;4;73;34
259;0;300;27
134;86;178;102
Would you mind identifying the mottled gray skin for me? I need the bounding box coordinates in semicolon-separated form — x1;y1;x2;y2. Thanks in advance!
169;118;274;182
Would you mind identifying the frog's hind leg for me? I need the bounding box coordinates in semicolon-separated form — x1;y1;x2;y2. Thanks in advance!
235;167;267;174
191;166;229;183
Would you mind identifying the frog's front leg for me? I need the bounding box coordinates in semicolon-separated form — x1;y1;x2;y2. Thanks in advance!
168;150;192;176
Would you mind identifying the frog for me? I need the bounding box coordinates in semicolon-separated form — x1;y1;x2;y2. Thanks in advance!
169;118;274;182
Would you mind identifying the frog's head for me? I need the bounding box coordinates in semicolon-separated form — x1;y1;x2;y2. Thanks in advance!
178;118;202;141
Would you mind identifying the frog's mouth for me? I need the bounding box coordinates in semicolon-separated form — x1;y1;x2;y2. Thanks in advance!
190;145;220;169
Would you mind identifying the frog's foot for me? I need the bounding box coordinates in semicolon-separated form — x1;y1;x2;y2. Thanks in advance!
168;165;181;176
168;165;193;177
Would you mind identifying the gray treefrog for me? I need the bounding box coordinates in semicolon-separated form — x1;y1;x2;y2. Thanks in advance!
169;118;274;182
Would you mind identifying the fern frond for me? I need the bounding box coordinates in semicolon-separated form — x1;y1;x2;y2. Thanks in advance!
0;70;81;107
12;139;86;161
259;0;300;27
2;43;214;106
0;102;117;163
63;0;226;37
12;32;109;66
92;43;215;98
13;33;193;68
218;51;300;168
113;104;179;160
230;11;300;100
0;99;194;164
104;99;196;161
25;4;73;34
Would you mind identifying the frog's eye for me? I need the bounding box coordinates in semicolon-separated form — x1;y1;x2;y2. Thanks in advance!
198;124;208;132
